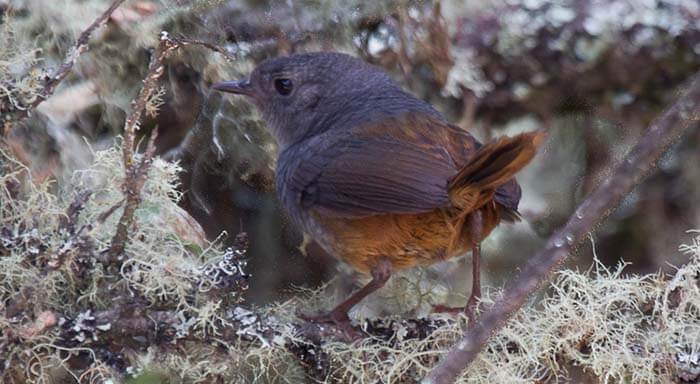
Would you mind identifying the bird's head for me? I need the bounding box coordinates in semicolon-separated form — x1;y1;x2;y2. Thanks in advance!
212;52;400;148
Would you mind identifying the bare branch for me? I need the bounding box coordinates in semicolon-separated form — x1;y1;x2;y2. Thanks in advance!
96;199;125;223
424;72;700;384
58;190;93;233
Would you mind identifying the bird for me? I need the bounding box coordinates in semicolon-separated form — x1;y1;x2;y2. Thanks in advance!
212;52;544;330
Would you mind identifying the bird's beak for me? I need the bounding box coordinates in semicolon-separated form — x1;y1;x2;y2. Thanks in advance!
211;79;253;96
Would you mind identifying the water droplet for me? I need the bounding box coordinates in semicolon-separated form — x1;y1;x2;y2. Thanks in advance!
565;234;575;245
554;238;564;247
575;210;584;220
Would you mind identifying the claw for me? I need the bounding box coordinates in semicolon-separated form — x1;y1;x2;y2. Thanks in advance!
431;294;481;324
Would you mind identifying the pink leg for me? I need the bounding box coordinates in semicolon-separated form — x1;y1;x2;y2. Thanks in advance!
432;210;483;323
299;259;392;331
464;210;483;322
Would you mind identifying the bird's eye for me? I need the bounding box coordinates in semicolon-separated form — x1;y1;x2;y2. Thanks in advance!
274;78;293;95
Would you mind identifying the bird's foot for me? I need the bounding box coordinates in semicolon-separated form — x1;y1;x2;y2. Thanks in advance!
297;309;361;340
464;294;480;324
431;296;480;324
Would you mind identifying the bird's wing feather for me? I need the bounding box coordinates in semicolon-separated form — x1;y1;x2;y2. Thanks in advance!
286;135;457;218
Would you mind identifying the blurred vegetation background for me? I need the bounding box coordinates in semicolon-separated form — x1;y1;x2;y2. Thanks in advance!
0;0;699;381
4;0;697;304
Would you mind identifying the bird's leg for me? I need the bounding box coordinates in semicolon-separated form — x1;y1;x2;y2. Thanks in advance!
464;210;483;322
299;258;392;331
431;210;484;322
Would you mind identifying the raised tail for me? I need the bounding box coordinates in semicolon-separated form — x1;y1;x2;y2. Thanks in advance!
447;131;545;214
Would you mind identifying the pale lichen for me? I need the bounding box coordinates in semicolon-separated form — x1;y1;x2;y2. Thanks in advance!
0;13;44;116
2;118;699;384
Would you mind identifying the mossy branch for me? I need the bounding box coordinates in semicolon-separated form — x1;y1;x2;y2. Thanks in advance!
104;32;237;264
425;71;700;384
8;0;126;124
105;32;179;264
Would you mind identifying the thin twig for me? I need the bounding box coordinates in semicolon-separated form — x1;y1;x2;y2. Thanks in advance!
106;33;177;263
424;72;700;384
170;35;236;61
14;0;126;122
58;190;93;233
